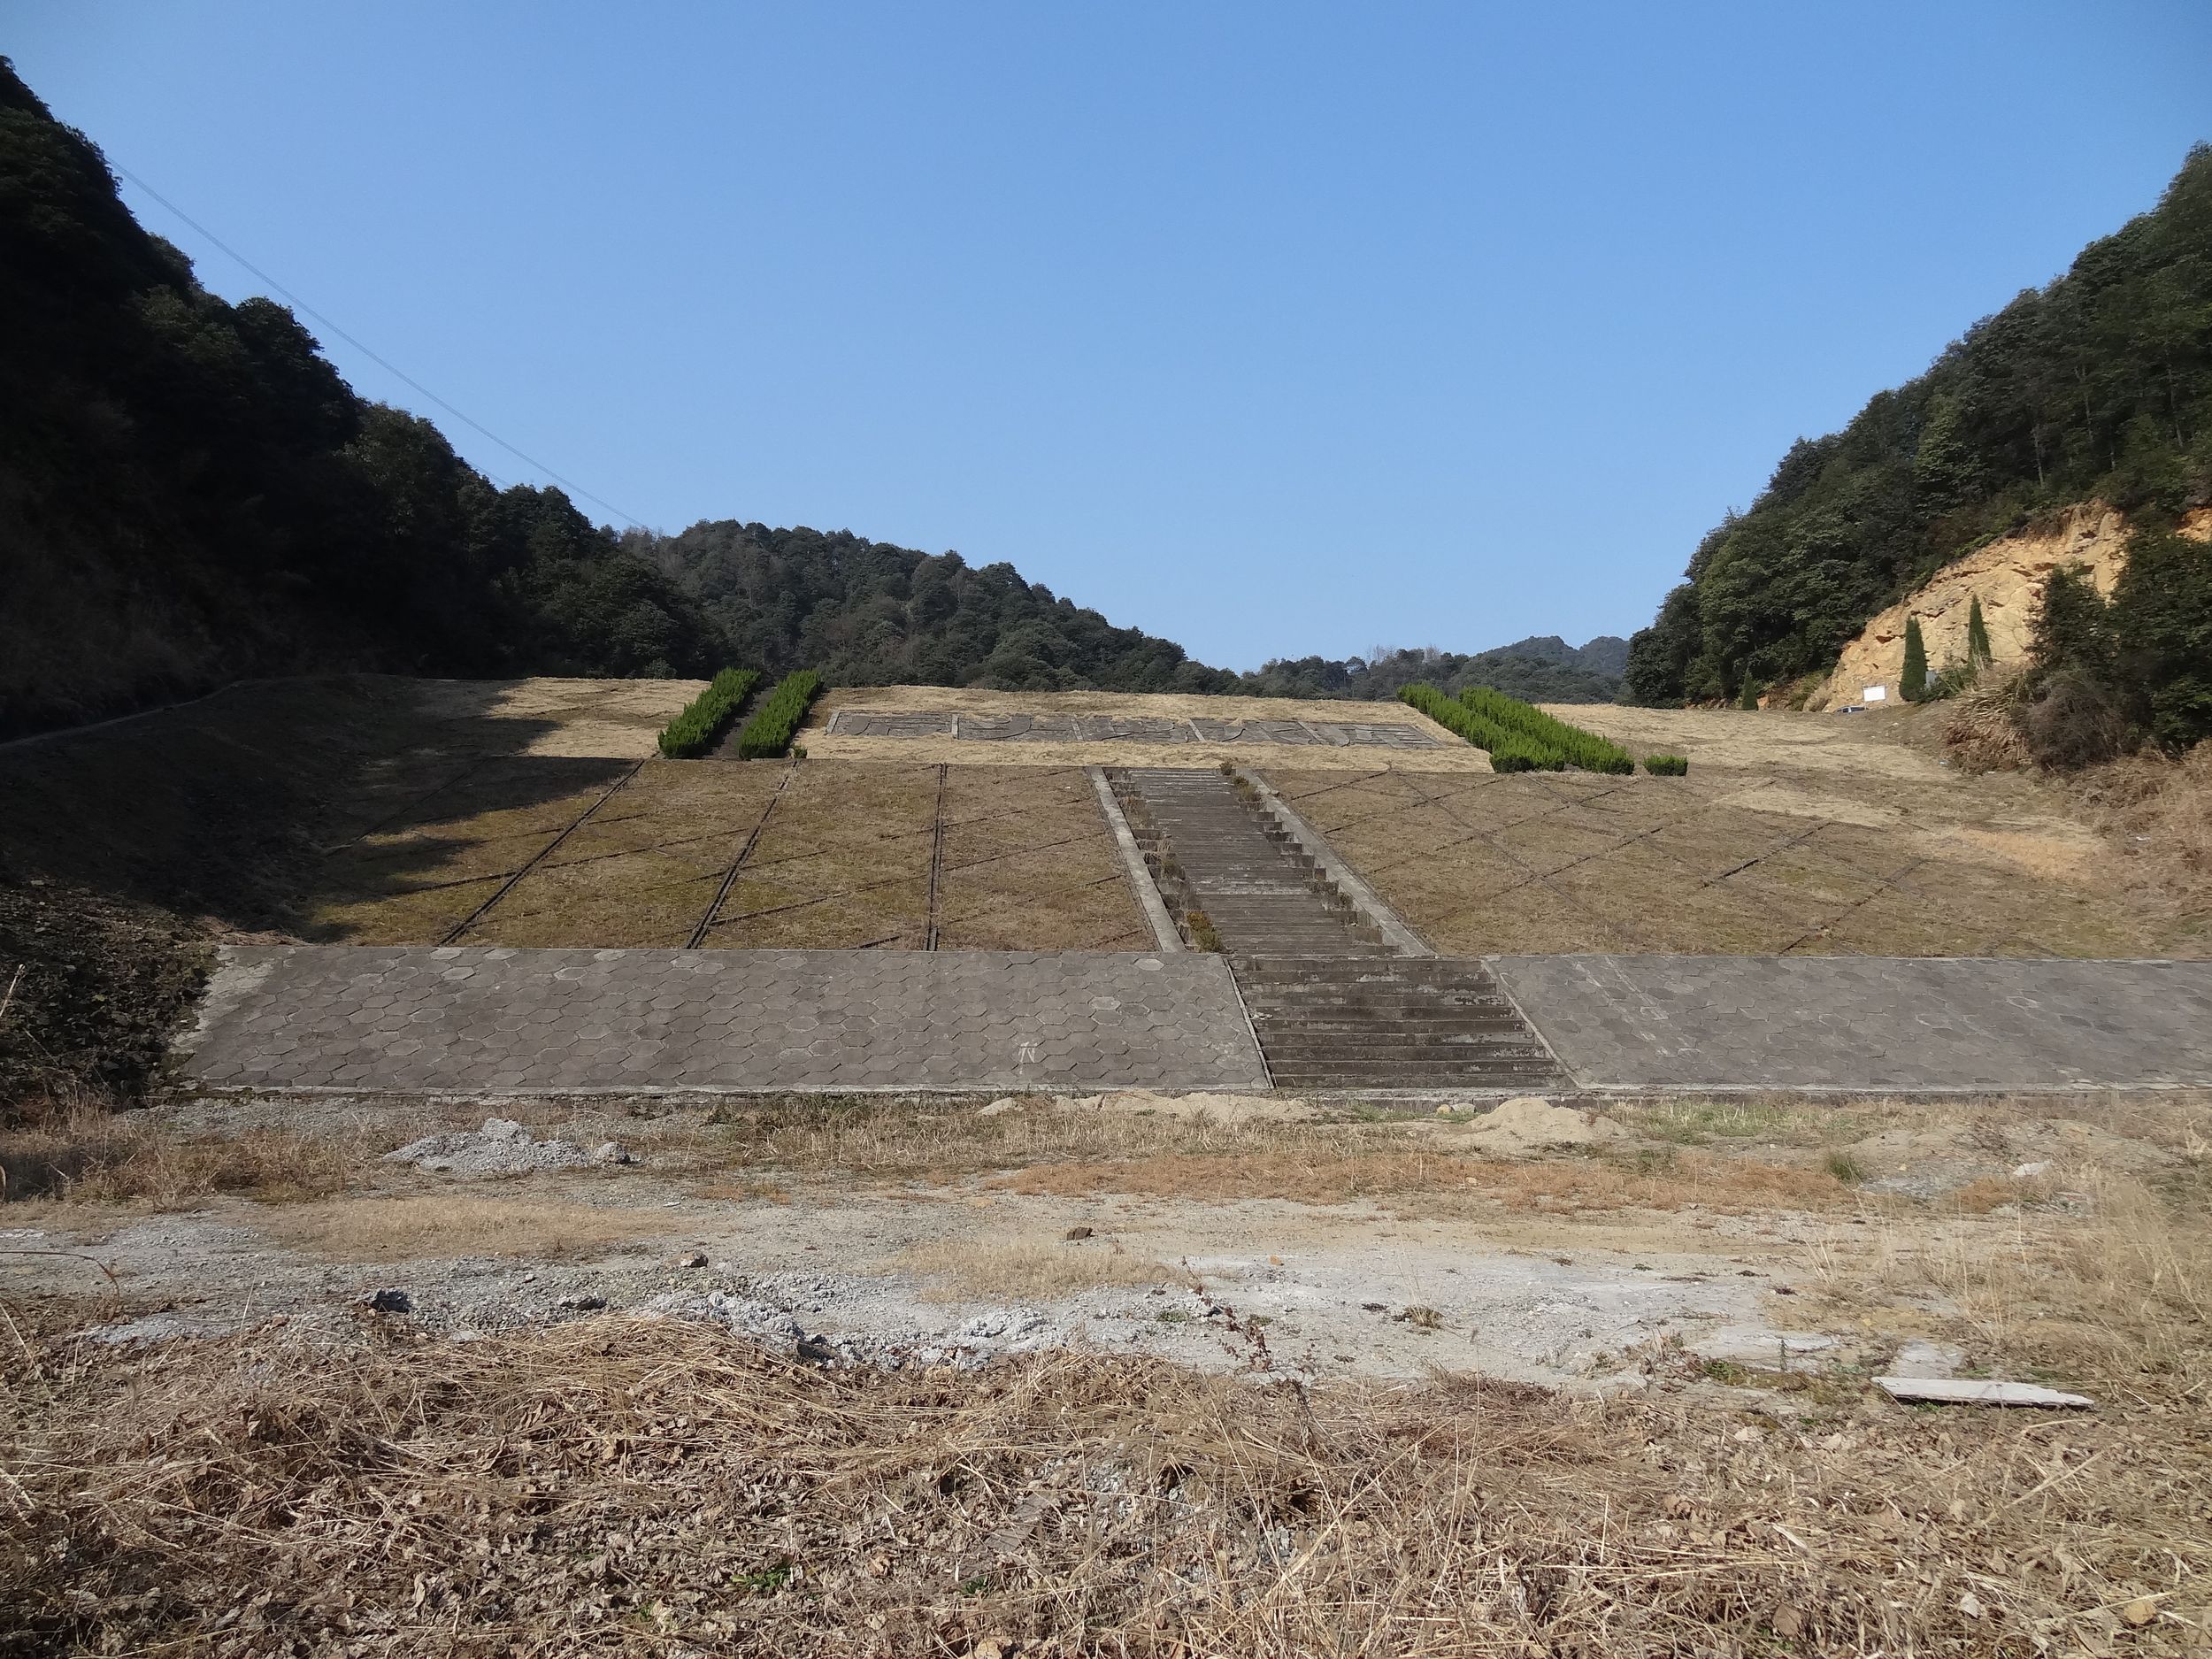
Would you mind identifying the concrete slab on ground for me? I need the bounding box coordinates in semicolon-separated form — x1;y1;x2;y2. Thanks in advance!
184;945;1270;1094
1490;954;2212;1092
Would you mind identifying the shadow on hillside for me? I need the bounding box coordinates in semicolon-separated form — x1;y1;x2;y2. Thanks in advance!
0;676;669;1097
0;676;626;933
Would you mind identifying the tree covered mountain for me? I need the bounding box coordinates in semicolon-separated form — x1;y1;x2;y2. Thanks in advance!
1625;147;2212;713
1240;636;1628;703
0;58;735;738
630;521;1238;694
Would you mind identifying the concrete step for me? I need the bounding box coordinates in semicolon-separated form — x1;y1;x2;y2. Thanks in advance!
1121;768;1380;959
1116;772;1564;1087
1236;953;1567;1089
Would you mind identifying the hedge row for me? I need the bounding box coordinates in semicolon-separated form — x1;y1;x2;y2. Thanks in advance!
734;669;824;759
1397;684;1563;772
657;667;761;758
1459;687;1636;774
1644;754;1689;775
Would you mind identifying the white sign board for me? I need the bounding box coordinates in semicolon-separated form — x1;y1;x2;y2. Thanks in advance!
1863;685;1887;703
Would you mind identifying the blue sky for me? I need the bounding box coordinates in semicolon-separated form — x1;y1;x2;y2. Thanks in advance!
12;3;2209;671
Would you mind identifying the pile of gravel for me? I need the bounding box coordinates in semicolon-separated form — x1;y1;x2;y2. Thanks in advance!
383;1117;629;1176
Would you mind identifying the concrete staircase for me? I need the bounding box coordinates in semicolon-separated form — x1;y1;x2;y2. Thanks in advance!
1233;956;1564;1091
1116;767;1387;956
1114;768;1565;1091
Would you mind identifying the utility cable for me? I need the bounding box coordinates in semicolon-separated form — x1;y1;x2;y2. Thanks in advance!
111;164;646;529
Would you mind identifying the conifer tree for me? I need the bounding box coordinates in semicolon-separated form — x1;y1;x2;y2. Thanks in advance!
1901;616;1929;702
1966;595;1993;666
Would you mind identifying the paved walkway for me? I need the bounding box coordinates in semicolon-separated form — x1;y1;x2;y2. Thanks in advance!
180;946;2212;1098
185;946;1268;1094
1492;956;2212;1092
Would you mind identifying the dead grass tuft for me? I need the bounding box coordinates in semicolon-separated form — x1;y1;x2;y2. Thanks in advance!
0;1089;346;1208
256;1195;670;1262
1939;663;2033;772
2075;739;2212;922
3;1313;2206;1655
890;1238;1197;1300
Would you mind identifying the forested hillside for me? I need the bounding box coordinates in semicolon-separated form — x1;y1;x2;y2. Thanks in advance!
1626;146;2212;718
3;52;1624;733
0;58;732;738
632;521;1238;694
1240;636;1628;703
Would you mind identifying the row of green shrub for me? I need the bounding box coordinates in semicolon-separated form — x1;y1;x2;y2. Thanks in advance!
1458;686;1637;774
1396;684;1561;771
1643;754;1688;775
734;669;825;759
657;667;761;758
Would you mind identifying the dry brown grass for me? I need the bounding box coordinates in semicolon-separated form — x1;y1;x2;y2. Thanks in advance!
993;1146;1856;1214
889;1238;1197;1300
1939;664;2035;772
932;767;1148;950
688;1094;1363;1182
256;1194;671;1262
1809;1165;2212;1400
0;1091;347;1209
687;1097;1879;1216
2075;740;2212;928
1265;749;2189;958
4;1305;2206;1655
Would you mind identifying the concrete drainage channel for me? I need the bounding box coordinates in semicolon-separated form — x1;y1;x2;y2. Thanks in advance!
1110;766;1569;1092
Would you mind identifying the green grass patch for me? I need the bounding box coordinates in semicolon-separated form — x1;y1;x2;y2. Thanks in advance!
1629;1099;1807;1145
1644;753;1689;775
734;670;824;760
657;668;761;758
1824;1149;1868;1185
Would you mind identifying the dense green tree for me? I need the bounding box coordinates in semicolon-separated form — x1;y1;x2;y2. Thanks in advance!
0;57;727;735
1625;145;2212;723
1966;595;1993;666
2026;535;2212;757
631;522;1240;695
2032;566;2116;679
1900;617;1929;702
1238;636;1629;703
2109;532;2212;750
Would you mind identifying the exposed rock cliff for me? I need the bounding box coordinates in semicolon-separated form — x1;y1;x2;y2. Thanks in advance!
1809;505;2210;710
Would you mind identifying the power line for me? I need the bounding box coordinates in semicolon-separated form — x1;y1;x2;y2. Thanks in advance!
111;164;647;530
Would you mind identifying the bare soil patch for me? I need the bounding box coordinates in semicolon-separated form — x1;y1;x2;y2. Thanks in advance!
888;1236;1196;1299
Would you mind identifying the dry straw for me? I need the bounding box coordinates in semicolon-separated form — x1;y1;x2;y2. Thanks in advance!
4;1297;2205;1655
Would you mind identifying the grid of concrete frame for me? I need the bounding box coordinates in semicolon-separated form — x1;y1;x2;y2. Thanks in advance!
827;710;1440;748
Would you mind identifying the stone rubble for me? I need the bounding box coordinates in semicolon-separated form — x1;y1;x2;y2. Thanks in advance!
382;1117;595;1176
